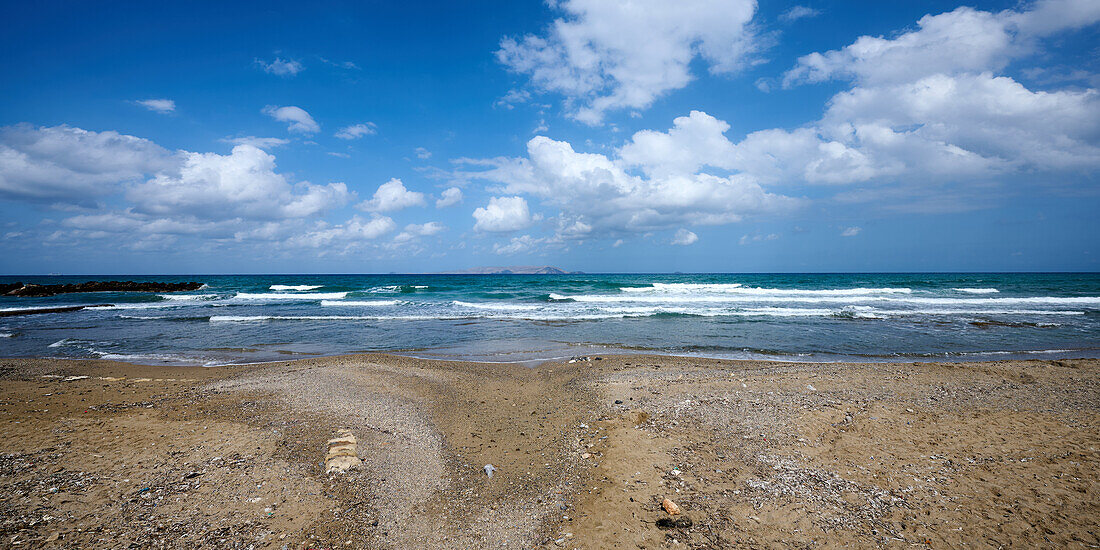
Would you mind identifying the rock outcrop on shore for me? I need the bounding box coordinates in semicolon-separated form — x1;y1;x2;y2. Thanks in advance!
0;280;204;297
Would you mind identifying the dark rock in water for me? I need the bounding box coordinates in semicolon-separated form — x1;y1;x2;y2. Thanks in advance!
0;305;80;317
2;280;203;297
969;319;1045;329
0;305;115;317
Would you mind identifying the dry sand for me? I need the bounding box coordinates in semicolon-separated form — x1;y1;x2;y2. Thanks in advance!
0;354;1096;548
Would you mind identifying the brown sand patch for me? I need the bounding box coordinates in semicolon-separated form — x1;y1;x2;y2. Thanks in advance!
0;355;1097;548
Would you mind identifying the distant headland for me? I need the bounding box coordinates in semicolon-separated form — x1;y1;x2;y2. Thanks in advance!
435;266;581;275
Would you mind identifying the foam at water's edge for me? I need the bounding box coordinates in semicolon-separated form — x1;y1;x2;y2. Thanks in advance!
953;288;999;293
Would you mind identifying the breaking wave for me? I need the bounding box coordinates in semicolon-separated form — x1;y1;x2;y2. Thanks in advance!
321;300;400;307
234;292;348;301
269;284;323;291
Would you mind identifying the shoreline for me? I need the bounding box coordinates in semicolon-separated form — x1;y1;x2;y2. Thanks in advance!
7;342;1100;369
0;352;1097;548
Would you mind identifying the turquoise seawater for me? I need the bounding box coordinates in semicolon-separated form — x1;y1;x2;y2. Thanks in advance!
1;273;1098;365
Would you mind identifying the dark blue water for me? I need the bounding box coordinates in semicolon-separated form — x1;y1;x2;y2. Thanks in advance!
1;273;1098;365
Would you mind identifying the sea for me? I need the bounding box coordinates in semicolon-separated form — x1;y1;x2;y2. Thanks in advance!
1;273;1098;366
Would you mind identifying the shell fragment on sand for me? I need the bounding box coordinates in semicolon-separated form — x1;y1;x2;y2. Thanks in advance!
661;498;681;516
325;430;362;474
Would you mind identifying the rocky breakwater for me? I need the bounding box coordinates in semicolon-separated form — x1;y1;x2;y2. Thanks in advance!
1;280;204;297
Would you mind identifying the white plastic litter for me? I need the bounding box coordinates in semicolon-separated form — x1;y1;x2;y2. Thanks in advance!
484;464;497;478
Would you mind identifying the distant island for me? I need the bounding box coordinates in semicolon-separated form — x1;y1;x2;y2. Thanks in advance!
435;266;581;275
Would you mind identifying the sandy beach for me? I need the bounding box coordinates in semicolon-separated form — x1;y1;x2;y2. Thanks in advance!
0;354;1096;549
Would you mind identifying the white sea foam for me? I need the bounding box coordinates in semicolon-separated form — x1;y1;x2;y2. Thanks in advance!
367;285;402;293
321;300;400;307
196;303;1088;324
547;292;1100;307
269;284;323;291
619;283;912;295
48;338;72;348
894;309;1085;316
234;292;348;300
210;315;448;322
159;293;220;301
0;332;13;338
93;303;189;310
619;283;741;292
953;288;999;294
91;349;217;365
453;300;541;311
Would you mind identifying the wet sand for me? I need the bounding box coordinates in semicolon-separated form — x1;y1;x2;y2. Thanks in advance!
0;354;1096;548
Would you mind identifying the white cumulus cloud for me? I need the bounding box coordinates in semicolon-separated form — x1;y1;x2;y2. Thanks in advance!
473;196;533;232
671;228;698;245
493;234;543;255
262;105;320;134
0;124;173;202
256;57;304;76
783;1;1100;88
755;1;1100;202
394;221;446;243
357;178;426;212
779;6;820;23
284;215;396;250
459;111;799;239
335;123;377;140
497;0;759;124
220;136;290;149
128;144;351;221
435;187;463;208
135;99;175;113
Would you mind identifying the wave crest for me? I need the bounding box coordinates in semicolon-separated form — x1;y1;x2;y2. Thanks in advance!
270;284;322;291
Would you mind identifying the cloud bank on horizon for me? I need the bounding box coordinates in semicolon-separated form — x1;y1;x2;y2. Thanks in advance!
0;0;1098;273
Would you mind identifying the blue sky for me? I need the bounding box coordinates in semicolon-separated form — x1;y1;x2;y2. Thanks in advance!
1;0;1097;274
